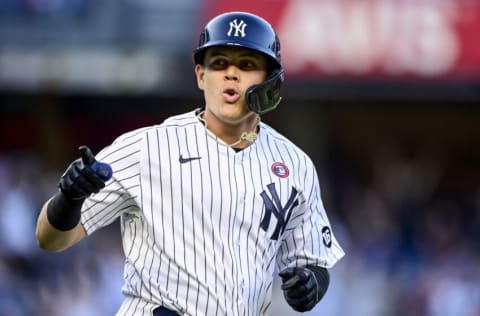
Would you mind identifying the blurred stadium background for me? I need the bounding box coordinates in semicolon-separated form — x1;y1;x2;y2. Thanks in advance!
1;0;479;315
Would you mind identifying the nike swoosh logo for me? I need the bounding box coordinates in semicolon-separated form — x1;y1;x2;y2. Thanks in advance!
179;155;202;163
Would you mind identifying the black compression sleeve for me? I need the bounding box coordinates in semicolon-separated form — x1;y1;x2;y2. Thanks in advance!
307;265;330;301
46;191;84;231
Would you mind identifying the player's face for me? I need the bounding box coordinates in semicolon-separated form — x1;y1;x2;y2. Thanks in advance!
195;46;268;124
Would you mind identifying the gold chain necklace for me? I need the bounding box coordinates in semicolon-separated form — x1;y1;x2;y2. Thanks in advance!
196;111;260;148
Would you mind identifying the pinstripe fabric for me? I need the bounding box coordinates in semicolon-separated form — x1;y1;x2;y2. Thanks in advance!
81;109;344;316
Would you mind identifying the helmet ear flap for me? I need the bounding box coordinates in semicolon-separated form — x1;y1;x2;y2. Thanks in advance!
246;70;284;115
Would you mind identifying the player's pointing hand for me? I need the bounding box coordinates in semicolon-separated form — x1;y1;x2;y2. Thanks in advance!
59;145;112;200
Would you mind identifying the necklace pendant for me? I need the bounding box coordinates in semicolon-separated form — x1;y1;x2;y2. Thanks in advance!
241;131;258;142
197;110;260;147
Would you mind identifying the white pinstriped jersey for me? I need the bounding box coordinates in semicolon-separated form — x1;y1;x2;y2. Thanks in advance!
81;109;344;316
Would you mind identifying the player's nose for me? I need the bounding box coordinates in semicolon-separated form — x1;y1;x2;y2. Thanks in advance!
224;65;239;81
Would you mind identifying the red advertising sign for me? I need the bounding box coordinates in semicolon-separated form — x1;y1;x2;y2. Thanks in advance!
202;0;480;81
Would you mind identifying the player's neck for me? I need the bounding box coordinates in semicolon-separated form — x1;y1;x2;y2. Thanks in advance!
198;110;260;149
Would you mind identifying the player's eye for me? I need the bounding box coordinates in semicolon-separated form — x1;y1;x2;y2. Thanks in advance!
238;59;258;70
208;58;229;70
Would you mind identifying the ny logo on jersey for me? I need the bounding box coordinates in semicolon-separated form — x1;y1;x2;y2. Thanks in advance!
260;183;299;240
227;19;247;37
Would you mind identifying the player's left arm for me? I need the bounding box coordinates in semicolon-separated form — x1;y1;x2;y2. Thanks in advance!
277;162;344;312
277;203;334;313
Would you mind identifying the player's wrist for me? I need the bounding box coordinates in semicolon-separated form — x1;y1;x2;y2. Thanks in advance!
46;191;84;231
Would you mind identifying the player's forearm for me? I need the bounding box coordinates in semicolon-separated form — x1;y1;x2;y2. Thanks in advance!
36;145;109;252
36;196;86;252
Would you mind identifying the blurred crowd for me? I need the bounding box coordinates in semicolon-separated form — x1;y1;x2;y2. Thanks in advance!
0;141;479;316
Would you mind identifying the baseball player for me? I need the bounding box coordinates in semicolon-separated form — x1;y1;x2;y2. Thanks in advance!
36;11;344;316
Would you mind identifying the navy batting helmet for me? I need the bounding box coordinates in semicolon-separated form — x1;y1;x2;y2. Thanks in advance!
193;11;284;115
193;11;282;71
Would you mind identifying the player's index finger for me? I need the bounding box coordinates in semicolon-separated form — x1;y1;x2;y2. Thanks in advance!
79;145;96;165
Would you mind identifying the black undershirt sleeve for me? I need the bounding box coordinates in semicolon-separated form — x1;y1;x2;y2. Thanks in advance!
46;192;84;231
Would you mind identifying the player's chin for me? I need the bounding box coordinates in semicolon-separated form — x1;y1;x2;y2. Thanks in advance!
220;103;250;122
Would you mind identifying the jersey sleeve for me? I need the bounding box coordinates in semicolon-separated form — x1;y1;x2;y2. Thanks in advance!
81;130;144;235
276;164;345;271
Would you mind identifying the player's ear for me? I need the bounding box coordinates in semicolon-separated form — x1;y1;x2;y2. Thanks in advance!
195;64;205;90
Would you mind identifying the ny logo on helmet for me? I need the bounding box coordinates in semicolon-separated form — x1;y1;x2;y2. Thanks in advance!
227;19;247;37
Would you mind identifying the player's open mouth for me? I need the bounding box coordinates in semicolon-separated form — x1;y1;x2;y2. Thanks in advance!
223;88;240;103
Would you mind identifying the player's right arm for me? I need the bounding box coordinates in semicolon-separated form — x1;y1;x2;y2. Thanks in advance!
36;146;111;252
36;200;87;252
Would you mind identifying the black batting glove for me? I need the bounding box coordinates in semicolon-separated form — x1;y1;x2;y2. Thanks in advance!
279;267;321;312
58;145;108;201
